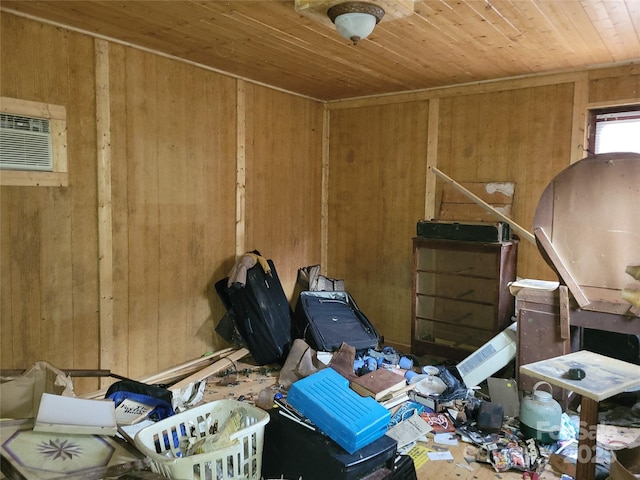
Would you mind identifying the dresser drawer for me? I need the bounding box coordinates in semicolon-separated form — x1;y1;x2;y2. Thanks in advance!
416;271;497;303
416;247;499;279
414;319;496;352
415;295;496;330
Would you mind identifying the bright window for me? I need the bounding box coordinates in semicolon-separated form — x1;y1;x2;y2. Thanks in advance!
588;106;640;154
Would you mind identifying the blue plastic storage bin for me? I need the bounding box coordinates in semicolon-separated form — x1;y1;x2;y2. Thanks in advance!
287;368;391;454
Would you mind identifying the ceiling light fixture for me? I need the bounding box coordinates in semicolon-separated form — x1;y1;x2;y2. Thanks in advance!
327;2;385;45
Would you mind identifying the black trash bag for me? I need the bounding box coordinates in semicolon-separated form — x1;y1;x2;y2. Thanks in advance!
436;365;470;402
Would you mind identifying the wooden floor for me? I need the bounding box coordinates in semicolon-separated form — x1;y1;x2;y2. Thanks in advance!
412;441;561;480
200;361;563;480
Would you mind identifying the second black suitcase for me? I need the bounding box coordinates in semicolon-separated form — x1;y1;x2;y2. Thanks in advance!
262;408;397;480
293;291;379;352
216;258;292;365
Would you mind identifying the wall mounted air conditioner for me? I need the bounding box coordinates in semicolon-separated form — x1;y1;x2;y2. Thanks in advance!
0;113;53;171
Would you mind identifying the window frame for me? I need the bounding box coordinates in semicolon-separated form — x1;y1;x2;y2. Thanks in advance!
587;104;640;156
0;97;68;187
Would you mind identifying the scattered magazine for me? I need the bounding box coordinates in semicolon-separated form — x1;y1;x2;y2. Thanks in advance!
114;398;155;425
386;411;432;448
419;412;456;433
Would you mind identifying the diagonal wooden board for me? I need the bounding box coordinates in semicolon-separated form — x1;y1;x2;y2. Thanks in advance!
81;347;234;399
169;348;250;392
430;166;535;245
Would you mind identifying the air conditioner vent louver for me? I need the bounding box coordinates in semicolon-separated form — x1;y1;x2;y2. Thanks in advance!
0;113;53;171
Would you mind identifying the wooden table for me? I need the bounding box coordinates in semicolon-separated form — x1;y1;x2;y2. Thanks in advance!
520;350;640;480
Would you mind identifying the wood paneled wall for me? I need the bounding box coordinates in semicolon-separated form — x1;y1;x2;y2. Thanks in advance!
327;102;429;344
0;15;99;393
1;12;638;389
0;13;323;392
327;68;639;351
106;44;240;380
436;83;574;281
243;83;324;299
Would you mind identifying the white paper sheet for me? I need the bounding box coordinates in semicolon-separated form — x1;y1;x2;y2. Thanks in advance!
34;393;116;435
385;412;432;448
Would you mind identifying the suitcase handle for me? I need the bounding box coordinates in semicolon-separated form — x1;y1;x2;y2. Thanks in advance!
302;323;328;350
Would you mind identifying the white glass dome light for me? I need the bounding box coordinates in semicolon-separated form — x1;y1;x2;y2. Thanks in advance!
334;13;377;44
327;2;385;45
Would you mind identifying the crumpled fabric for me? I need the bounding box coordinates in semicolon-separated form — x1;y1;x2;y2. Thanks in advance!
327;342;358;382
227;252;271;288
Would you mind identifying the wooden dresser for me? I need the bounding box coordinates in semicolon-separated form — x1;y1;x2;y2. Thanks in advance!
411;237;518;361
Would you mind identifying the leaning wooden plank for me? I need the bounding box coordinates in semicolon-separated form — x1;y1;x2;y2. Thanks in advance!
170;348;252;409
169;348;250;392
142;347;234;385
430;166;535;245
81;347;235;399
559;285;571;340
441;182;514;204
438;204;512;222
535;227;589;308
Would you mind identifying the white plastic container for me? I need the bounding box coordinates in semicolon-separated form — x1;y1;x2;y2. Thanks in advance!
519;381;562;443
134;399;269;479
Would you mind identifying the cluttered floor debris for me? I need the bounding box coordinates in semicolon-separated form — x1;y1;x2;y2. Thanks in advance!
2;343;639;480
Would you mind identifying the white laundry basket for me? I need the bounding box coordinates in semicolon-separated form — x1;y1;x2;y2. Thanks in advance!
134;399;269;480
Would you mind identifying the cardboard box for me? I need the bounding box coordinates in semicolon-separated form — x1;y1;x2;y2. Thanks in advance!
0;361;74;418
610;446;640;480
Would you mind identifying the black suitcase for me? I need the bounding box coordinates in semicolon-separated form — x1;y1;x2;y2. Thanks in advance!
293;291;379;352
389;455;417;480
215;259;292;365
262;408;397;480
361;455;417;480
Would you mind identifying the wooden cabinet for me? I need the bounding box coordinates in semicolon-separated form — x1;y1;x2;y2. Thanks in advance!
411;237;518;361
514;287;639;406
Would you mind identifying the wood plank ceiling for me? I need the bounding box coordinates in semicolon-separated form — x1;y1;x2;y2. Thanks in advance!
2;0;639;100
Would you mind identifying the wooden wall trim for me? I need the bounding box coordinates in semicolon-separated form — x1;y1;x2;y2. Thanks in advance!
0;96;66;119
424;98;438;220
326;69;615;110
95;38;114;382
235;80;246;257
570;75;589;164
586;63;640;80
587;98;640;108
0;171;67;187
321;104;330;274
